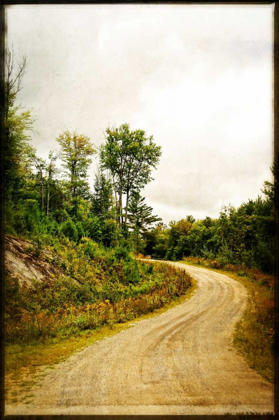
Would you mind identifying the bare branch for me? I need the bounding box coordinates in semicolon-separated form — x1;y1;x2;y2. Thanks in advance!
5;48;27;96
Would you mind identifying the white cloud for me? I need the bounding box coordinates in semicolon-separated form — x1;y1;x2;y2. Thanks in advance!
6;4;273;224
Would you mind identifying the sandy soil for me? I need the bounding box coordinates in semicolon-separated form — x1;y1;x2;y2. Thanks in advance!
5;262;274;415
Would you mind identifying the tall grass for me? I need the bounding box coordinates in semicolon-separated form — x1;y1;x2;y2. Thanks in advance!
5;261;192;345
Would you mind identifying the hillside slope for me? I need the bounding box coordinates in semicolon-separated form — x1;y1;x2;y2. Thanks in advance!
5;235;64;286
4;235;193;345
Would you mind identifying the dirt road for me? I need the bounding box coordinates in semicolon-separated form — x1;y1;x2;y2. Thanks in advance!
5;262;274;415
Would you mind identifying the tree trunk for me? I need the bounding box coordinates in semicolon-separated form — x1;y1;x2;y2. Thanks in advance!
125;189;130;227
112;175;120;228
119;188;123;227
46;185;50;216
71;162;76;202
136;229;140;254
41;172;44;212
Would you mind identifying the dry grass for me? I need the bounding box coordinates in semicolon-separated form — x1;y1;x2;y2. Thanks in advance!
5;274;197;404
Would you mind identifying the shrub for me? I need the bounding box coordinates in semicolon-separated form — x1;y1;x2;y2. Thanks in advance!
60;218;78;242
5;259;193;345
114;246;131;262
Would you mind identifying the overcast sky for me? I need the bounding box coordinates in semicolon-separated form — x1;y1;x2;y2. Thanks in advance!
6;4;274;224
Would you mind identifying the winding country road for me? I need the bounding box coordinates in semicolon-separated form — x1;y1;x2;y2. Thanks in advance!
6;262;274;415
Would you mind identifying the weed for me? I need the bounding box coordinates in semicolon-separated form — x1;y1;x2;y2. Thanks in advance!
5;270;196;404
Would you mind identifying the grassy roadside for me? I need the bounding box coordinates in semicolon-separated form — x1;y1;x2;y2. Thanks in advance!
5;273;197;405
180;259;274;383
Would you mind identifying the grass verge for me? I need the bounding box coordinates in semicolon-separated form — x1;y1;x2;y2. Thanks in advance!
180;260;274;383
5;273;197;405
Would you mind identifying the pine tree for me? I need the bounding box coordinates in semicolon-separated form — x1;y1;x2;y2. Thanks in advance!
92;170;114;220
127;191;162;253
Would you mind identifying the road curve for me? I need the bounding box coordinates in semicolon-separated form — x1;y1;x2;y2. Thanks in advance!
6;262;274;415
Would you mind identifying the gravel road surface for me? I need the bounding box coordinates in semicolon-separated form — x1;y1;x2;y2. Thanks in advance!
5;262;274;415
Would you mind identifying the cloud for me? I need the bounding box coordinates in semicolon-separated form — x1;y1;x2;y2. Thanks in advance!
7;4;273;224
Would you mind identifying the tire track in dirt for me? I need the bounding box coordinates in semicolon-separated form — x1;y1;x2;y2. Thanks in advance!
5;262;274;415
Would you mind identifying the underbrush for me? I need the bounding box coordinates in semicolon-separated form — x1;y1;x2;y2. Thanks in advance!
182;256;274;287
5;236;192;345
5;280;197;405
181;257;274;383
233;280;274;382
5;237;194;403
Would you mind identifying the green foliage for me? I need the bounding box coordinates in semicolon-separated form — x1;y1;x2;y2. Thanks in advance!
4;106;33;197
114;245;131;262
217;243;235;266
143;224;169;259
5;236;192;344
100;123;161;227
164;219;193;260
128;191;162;232
145;186;274;274
4;51;34;208
56;131;96;201
4;51;275;370
127;191;162;254
60;218;78;243
92;170;115;219
11;200;41;234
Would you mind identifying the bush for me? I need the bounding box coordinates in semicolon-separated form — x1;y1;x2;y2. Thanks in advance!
5;257;193;345
123;260;140;284
76;221;85;241
114;246;131;262
217;245;234;266
60;218;78;242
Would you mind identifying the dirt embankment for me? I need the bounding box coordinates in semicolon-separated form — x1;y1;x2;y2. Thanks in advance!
5;262;274;416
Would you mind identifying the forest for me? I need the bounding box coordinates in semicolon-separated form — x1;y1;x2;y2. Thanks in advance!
3;53;275;386
4;51;275;275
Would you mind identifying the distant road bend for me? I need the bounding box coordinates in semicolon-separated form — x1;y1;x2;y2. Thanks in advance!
6;262;274;415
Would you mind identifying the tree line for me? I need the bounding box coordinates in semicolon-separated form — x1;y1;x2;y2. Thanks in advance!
3;51;276;274
143;189;275;273
4;52;162;253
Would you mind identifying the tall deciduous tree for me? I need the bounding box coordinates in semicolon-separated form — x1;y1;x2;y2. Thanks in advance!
29;151;46;212
4;49;26;117
100;124;161;228
4;49;34;200
45;151;60;215
56;131;96;202
27;148;60;215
